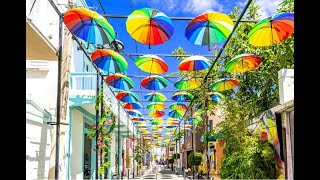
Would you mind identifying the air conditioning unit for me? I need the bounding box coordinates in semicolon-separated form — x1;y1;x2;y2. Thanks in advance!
26;60;49;71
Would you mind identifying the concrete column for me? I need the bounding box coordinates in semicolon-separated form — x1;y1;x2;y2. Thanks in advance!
278;69;294;104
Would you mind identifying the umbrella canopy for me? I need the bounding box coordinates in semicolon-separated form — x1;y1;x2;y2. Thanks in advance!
116;91;139;103
131;117;145;121
187;116;202;125
144;92;167;102
185;12;234;46
127;109;143;117
135;55;168;74
126;8;174;47
134;121;148;126
210;78;239;91
141;75;168;90
178;56;212;71
105;73;134;90
225;54;262;73
147;102;166;111
91;49;128;74
149;110;165;118
151;121;163;125
63;8;116;45
182;125;192;129
122;102;143;109
166;125;177;129
208;92;225;103
169;103;188;111
174;78;201;90
168;110;184;119
172;91;194;101
248;12;294;47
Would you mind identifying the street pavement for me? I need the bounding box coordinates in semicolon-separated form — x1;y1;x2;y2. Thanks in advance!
129;164;184;180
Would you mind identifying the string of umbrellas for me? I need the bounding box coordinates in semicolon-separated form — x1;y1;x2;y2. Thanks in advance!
63;6;294;146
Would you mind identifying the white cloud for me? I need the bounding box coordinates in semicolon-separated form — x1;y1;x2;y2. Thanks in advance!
256;0;283;18
145;0;225;15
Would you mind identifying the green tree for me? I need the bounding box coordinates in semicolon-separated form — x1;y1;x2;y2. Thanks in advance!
171;0;294;179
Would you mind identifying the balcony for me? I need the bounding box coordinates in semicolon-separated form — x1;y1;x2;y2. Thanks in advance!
69;72;137;134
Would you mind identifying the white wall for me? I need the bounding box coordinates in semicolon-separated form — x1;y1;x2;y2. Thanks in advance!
278;69;294;104
69;108;84;180
26;61;58;111
26;0;67;50
26;102;52;180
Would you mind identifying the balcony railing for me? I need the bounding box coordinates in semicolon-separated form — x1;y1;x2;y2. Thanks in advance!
70;72;137;134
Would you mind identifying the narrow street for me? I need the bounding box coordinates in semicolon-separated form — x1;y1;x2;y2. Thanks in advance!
132;165;184;180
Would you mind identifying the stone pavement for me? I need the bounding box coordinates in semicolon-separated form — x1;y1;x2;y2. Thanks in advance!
125;164;184;180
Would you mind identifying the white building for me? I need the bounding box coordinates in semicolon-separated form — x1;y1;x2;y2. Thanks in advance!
26;0;139;179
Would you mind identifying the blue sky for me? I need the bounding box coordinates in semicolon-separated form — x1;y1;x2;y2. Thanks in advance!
83;0;283;137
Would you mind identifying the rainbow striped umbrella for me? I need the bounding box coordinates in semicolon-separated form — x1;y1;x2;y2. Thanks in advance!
122;102;143;109
147;102;166;111
116;91;139;103
166;125;177;129
151;121;163;125
182;125;192;130
63;8;116;45
210;78;239;91
248;12;294;47
225;54;262;73
185;12;234;47
178;56;211;71
172;91;194;101
131;117;145;122
144;92;167;102
105;73;134;90
169;103;188;111
134;121;148;126
141;75;168;90
187;116;202;125
149;110;165;118
135;55;168;74
126;8;174;47
168;110;184;119
174;78;201;90
127;109;143;117
209;92;225;103
91;49;128;74
166;118;179;125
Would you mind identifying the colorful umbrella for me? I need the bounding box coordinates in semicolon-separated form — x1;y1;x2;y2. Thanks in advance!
185;12;234;47
127;109;143;117
182;125;192;129
208;92;225;103
187;116;202;125
168;110;184;119
248;12;294;47
122;102;143;109
147;102;166;111
178;56;212;71
151;121;163;126
141;75;168;90
116;91;139;103
166;125;177;129
134;121;148;126
169;103;188;111
174;78;201;90
144;92;167;102
131;117;145;121
166;118;179;125
91;49;128;74
149;110;165;118
172;91;194;101
63;8;116;45
210;78;239;91
126;8;174;47
225;54;262;73
105;73;134;90
135;55;168;74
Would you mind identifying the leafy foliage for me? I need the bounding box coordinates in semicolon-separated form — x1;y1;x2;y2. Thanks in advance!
87;86;116;176
170;0;294;178
188;152;203;166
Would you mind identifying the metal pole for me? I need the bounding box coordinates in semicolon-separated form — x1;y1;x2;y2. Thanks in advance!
118;104;121;177
101;13;259;22
100;78;104;180
132;122;135;179
54;14;63;180
127;110;130;180
191;108;194;180
95;73;100;179
178;123;180;175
